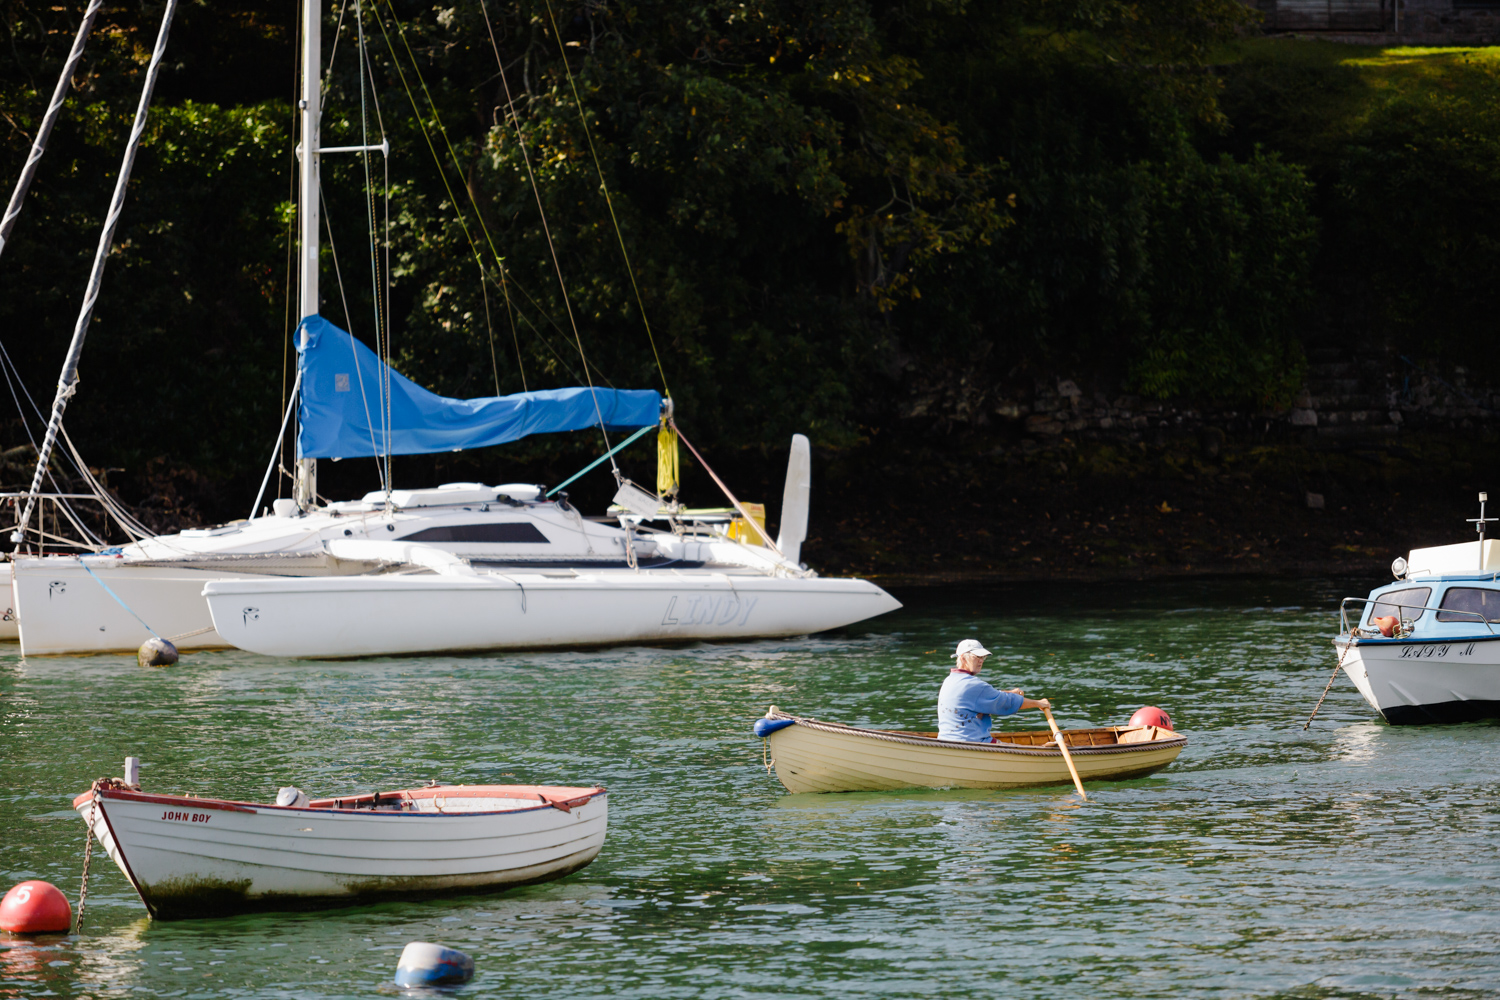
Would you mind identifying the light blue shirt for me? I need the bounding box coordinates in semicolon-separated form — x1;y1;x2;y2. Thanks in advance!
938;670;1024;742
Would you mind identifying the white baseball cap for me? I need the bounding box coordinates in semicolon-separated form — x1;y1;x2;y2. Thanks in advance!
951;639;992;659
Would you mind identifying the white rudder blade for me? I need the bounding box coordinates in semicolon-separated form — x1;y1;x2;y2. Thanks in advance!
778;434;811;566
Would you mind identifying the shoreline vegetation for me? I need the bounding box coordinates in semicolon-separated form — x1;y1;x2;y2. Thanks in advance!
0;6;1497;558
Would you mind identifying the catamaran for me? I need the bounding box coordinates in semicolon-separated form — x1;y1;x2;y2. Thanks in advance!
3;0;899;656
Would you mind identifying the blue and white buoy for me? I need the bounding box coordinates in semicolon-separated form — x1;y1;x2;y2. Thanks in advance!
394;941;474;987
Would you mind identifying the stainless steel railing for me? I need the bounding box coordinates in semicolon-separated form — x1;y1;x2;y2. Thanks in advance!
1338;595;1496;636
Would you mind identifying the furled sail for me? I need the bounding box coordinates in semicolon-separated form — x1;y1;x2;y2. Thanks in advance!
295;315;661;459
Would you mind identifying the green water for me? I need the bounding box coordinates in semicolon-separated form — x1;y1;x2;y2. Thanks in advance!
2;578;1497;999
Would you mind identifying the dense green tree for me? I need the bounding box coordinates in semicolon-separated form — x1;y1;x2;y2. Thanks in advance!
0;0;1319;522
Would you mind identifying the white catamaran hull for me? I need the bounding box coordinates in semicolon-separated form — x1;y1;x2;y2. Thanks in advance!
74;784;607;919
0;561;17;641
13;559;244;653
205;570;901;658
1339;635;1500;724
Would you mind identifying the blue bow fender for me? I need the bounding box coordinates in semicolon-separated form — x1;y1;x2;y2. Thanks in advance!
753;718;795;738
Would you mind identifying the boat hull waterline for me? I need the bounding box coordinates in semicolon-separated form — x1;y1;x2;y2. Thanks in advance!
760;710;1186;794
74;783;607;919
1338;634;1500;725
205;571;900;658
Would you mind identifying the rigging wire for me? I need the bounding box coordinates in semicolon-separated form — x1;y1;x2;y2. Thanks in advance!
376;0;619;392
438;0;614;470
0;0;104;260
353;0;395;492
11;0;180;549
278;0;304;500
320;189;388;488
539;0;671;401
366;0;514;402
0;346;106;545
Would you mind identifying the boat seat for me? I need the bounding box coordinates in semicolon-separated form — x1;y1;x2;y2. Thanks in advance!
1117;726;1171;744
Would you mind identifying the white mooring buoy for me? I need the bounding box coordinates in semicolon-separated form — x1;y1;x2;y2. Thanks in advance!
393;941;474;987
137;636;178;668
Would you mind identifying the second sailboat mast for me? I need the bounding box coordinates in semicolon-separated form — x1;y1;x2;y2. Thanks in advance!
294;0;321;509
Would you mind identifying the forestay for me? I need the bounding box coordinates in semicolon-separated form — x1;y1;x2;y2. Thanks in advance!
295;315;661;459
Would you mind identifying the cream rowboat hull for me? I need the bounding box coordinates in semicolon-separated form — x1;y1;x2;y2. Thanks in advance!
760;709;1185;793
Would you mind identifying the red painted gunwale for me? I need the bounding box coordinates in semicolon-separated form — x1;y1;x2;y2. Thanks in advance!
72;784;605;814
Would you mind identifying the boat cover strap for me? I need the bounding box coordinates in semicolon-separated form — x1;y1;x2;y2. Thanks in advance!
295;315;661;459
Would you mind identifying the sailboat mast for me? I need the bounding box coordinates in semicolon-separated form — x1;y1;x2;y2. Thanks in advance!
293;0;321;510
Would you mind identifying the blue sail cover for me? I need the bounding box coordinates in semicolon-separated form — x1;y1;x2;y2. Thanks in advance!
295;315;662;459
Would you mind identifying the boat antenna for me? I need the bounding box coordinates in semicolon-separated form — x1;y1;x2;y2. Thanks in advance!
0;0;104;263
1469;491;1497;571
11;0;180;548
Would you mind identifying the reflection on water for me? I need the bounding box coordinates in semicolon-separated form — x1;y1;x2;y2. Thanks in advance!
1;577;1498;998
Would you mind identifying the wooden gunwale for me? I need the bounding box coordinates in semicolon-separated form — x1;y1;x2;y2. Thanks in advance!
73;784;605;816
766;711;1186;757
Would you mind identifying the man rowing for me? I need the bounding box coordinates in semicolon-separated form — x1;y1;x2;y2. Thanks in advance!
938;638;1051;742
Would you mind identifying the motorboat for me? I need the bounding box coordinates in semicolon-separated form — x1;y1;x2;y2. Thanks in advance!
74;775;607;920
753;706;1186;793
1334;502;1500;723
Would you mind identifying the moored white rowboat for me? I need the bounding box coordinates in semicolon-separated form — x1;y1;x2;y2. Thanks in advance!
757;707;1186;793
73;781;607;920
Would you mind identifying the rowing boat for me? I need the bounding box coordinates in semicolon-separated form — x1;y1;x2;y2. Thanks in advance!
754;706;1185;793
73;779;607;920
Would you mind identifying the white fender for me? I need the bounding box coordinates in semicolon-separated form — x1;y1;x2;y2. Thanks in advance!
777;434;811;566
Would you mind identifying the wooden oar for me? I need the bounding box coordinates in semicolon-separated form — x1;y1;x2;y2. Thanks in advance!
1041;705;1088;801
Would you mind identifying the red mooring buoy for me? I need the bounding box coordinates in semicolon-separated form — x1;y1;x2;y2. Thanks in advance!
0;881;72;934
1128;706;1174;731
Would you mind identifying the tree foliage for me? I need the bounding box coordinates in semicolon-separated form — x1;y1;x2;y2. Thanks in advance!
0;0;1316;514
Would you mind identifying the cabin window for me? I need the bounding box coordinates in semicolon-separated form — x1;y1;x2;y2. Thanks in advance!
1436;588;1500;624
398;523;549;544
1367;587;1431;624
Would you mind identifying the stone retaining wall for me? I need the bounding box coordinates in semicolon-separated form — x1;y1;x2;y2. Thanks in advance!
968;354;1496;450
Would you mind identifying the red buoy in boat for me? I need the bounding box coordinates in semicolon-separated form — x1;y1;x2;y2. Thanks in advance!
1128;706;1173;731
0;881;71;934
1371;615;1399;637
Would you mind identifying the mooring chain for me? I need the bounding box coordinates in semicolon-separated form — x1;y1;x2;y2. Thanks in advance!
75;795;97;934
1304;634;1356;731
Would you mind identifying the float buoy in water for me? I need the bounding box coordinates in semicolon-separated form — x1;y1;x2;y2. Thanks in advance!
394;942;474;987
0;881;72;934
1128;706;1173;731
137;636;178;668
